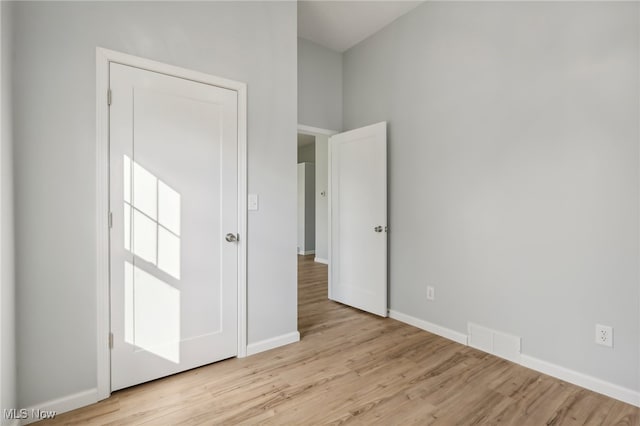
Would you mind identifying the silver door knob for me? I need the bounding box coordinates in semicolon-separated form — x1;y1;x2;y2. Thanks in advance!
225;233;238;242
374;226;383;233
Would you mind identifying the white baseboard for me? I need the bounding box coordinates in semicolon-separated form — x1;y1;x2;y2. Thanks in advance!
246;331;300;356
314;257;328;264
388;309;640;408
297;250;315;255
388;310;468;346
13;333;299;423
520;355;640;407
19;388;98;425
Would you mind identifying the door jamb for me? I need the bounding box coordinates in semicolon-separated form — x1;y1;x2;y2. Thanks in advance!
96;47;248;400
297;124;337;137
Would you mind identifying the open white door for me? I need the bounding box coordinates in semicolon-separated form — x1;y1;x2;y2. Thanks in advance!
109;62;239;391
329;122;387;317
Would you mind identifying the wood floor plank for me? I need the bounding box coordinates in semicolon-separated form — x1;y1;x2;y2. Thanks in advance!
38;255;639;425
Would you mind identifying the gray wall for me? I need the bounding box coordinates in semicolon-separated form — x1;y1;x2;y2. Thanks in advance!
297;164;305;253
344;1;639;391
314;134;329;261
297;143;316;253
297;143;315;163
0;1;16;421
304;163;315;252
297;162;315;253
296;37;338;261
298;38;342;131
12;1;297;408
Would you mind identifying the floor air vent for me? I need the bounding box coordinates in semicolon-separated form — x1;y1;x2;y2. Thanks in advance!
467;322;521;363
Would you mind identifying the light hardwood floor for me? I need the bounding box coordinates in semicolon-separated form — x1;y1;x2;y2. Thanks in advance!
40;255;638;425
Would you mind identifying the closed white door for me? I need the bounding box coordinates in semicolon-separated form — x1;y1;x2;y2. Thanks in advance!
329;122;387;317
109;63;238;391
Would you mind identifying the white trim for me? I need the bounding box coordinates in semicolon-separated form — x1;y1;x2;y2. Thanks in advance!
327;136;333;300
297;124;338;136
0;3;4;417
314;257;328;264
246;331;300;356
237;84;248;359
95;48;248;398
520;355;640;407
389;309;639;407
637;0;640;406
298;249;315;255
19;388;98;425
95;48;111;401
388;310;468;345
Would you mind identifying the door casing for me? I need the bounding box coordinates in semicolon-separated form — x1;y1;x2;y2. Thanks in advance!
95;48;248;400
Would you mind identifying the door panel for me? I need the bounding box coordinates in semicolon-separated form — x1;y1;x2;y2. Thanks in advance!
110;63;238;391
329;122;387;317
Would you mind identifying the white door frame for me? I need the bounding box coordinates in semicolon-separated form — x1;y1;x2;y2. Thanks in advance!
96;48;248;400
297;124;338;137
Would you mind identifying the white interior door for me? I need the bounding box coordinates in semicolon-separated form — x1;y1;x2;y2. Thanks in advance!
329;122;387;317
109;62;238;391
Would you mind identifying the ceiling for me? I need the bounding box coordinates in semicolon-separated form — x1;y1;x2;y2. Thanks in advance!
298;1;423;52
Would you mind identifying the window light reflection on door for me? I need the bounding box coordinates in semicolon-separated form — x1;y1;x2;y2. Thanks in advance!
124;260;180;363
123;155;182;363
123;155;181;279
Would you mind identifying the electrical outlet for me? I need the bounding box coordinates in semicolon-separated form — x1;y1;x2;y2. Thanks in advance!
595;324;613;348
426;286;435;301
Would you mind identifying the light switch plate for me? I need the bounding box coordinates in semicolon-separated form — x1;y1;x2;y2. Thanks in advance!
248;194;259;211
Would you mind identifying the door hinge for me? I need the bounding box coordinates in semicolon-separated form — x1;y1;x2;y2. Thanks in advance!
108;211;113;229
109;332;114;349
107;89;112;106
